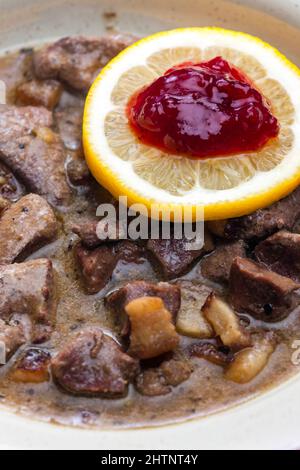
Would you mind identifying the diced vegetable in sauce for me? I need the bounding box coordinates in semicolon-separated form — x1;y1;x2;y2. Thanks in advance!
175;281;213;338
224;334;276;384
202;293;251;350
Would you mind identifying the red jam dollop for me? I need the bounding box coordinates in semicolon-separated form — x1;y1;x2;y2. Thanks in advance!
127;57;279;158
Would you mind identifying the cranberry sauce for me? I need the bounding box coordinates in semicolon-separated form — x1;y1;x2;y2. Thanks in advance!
127;57;279;158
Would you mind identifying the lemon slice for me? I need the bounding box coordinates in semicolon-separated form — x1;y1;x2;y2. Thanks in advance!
83;28;300;220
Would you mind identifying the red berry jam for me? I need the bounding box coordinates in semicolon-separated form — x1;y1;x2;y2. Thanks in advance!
127;57;279;158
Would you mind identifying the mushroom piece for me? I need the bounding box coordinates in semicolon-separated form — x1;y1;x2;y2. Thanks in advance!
175;281;213;339
202;293;251;350
224;334;276;384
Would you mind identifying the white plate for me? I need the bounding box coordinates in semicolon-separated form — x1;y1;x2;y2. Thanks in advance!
1;0;300;450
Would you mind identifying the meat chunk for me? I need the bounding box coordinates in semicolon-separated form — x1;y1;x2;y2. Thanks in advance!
147;230;215;279
11;348;51;383
0;259;56;342
0;102;52;135
135;353;192;397
201;240;247;284
16;79;62;109
0;105;71;206
229;257;300;322
75;242;149;294
116;240;146;264
72;219;101;247
0;161;25;202
75;244;119;294
0;49;33;103
189;342;233;366
55;106;83;151
0;196;10;214
222;186;300;240
0;194;57;264
66;158;91;186
72;218;127;248
0;319;26;363
106;280;181;322
135;368;170;396
175;280;213;339
125;297;179;359
51;327;139;397
160;353;193;386
202;294;251;350
207;220;228;238
34;35;137;92
255;231;300;282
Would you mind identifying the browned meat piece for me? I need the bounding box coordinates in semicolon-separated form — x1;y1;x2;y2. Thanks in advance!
159;353;193;386
201;240;247;284
0;196;10;214
75;241;148;294
75;244;119;294
0;161;25;202
135;368;171;396
0;259;56;343
0;194;11;210
0;194;58;264
11;348;51;383
55;106;83;151
229;257;300;322
72;218;127;248
106;280;181;321
0;319;26;363
0;103;52;134
116;240;146;264
135;353;192;396
0;49;33;103
222;186;300;240
189;342;233;366
16;79;62;109
66;158;91;186
125;297;179;359
175;280;213;339
0;105;71;206
72;219;102;247
34;35;137;92
207;220;228;237
51;327;139;397
147;231;215;279
255;231;300;282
